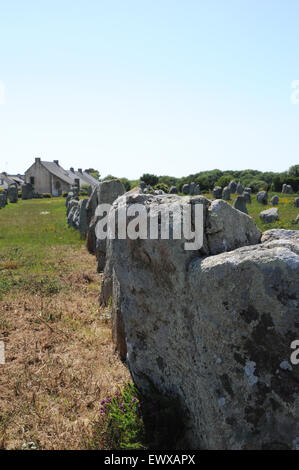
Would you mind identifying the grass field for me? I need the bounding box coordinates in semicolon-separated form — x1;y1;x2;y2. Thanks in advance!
201;190;299;232
0;198;130;450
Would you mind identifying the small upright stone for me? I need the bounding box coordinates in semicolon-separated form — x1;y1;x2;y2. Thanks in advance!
260;208;279;223
244;187;252;194
8;184;18;203
222;186;231;201
228;180;237;194
236;182;243;194
243;191;251;204
257;191;268;205
169;186;178;194
21;183;33;200
193;184;200;195
182;184;190;195
233;195;248;214
189;182;196;195
213;186;222;199
282;184;294;194
271;195;279;205
294;197;299;208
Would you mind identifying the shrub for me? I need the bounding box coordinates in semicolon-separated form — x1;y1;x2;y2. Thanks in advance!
141;174;159;187
62;192;68;197
154;183;169;193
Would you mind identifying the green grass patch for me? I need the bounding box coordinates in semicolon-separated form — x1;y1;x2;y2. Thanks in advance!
0;198;84;298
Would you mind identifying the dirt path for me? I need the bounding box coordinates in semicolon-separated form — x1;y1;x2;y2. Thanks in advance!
0;201;130;450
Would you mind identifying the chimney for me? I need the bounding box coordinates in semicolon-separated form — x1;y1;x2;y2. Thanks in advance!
70;167;75;173
35;157;41;164
78;168;83;174
53;160;59;166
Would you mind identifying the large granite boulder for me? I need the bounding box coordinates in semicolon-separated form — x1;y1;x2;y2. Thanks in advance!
260;208;279;223
88;179;125;270
100;212;299;449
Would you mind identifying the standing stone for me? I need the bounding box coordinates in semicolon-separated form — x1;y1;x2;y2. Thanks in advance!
169;186;178;194
260;208;279;223
294;197;299;208
21;183;33;200
233;195;248;214
222;186;231;201
271;195;279;205
100;195;299;449
213;186;222;199
257;191;268;205
236;182;243;194
244;187;252;194
182;184;190;195
243;191;251;204
0;193;6;209
228;181;237;194
97;179;125;204
282;184;294;194
193;184;200;195
189;182;196;195
295;214;299;224
8;184;18;203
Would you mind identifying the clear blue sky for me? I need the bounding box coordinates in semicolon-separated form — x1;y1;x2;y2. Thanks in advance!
0;0;298;178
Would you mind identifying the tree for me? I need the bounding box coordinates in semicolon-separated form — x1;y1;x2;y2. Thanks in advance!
288;165;299;177
140;173;158;186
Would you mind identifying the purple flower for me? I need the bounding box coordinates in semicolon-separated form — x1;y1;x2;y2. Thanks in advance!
132;398;137;403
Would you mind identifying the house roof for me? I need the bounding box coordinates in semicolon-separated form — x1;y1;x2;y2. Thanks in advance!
81;171;99;186
41;162;75;185
66;169;99;187
0;172;15;188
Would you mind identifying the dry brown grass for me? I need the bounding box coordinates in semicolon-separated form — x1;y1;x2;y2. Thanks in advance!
0;246;130;450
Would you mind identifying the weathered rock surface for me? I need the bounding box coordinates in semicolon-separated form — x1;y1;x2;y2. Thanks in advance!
182;184;190;195
271;195;279;205
260;208;279;223
233;195;248;214
282;184;294;194
294;197;299;208
169;186;178;194
8;184;18;203
222;186;231;201
213;186;222;199
101;215;299;449
236;182;243;194
257;191;268;205
243;191;251;204
228;180;237;194
21;183;33;200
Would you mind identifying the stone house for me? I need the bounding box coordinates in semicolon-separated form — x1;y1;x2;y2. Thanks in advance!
24;159;99;196
25;158;76;196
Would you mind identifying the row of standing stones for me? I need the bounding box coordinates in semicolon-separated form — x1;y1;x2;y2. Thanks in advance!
65;179;299;450
0;184;19;209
